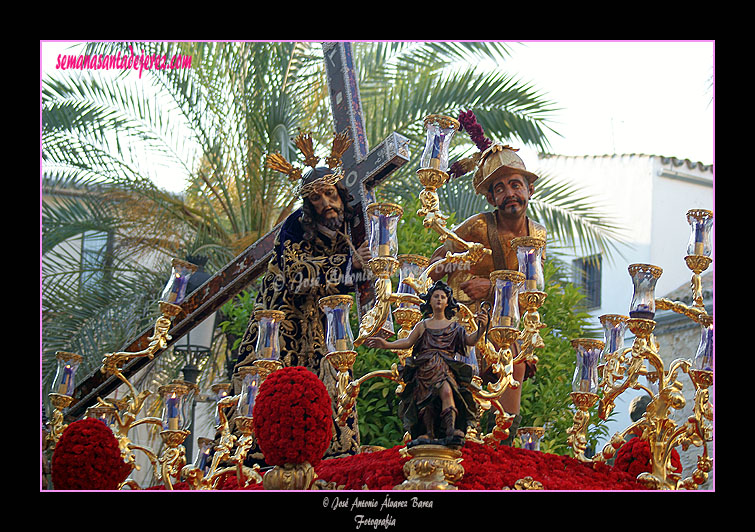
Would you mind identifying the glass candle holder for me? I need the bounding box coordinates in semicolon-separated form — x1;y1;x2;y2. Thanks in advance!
367;203;403;258
237;367;260;418
319;295;355;352
628;264;663;320
420;114;460;172
51;351;83;397
512;237;545;292
172;379;197;430
599;314;628;360
159;258;198;305
686;209;713;257
194;437;214;474
211;382;232;401
210;382;232;426
571;339;604;394
158;383;189;432
85;405;118;433
397;254;429;308
693;316;714;372
490;270;524;328
254;310;285;360
517;427;545;451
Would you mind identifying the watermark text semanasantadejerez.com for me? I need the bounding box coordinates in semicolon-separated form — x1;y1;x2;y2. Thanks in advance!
55;45;192;79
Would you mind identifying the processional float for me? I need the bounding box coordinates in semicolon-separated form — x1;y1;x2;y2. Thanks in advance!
45;114;713;491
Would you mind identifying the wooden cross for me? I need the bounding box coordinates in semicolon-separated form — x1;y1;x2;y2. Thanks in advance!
66;42;410;421
322;42;410;316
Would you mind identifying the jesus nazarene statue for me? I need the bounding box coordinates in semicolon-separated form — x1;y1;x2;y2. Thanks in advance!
228;132;372;464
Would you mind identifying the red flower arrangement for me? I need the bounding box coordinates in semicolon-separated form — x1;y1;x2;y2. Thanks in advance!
614;437;683;479
315;446;410;489
310;441;648;491
252;366;332;467
456;442;646;490
51;418;132;490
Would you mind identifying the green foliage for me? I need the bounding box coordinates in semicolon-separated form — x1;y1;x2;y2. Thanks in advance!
218;287;258;351
393;195;456;258
352;344;406;448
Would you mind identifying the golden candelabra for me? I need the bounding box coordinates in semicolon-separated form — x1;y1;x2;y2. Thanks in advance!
50;118;719;494
353;202;408;346
182;390;263;490
97;298;189;489
182;310;285;489
566;209;713;490
44;257;227;490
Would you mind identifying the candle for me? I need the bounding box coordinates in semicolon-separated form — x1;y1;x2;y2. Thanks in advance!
517;428;544;451
332;307;349;351
525;249;537;290
257;316;275;359
694;323;714;371
167;392;180;430
261;323;273;358
579;351;592;392
694;222;705;256
572;340;602;394
165;272;188;303
244;378;258;417
58;364;74;395
686;210;713;258
378;214;390;256
628;264;662;320
197;446;211;472
606;326;624;353
213;386;230;426
429;134;442;169
466;347;480;376
497;282;512;327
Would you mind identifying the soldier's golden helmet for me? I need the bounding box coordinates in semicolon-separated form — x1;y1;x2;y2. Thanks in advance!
473;143;539;195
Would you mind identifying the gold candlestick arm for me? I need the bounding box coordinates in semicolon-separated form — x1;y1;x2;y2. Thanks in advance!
596;314;714;489
655;297;710;324
684;254;712;311
353;257;399;347
101;301;182;372
567;392;600;462
328;350;403;426
158;429;190;490
516;290;547;364
231;417;263;488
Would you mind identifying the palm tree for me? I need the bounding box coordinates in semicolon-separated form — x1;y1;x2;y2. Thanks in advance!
41;41;623;395
43;42;323;389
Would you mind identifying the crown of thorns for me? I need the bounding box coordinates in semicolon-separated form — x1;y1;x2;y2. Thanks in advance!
265;129;353;197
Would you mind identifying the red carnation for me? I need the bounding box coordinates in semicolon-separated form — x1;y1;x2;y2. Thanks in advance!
614;437;682;479
252;366;332;467
51;418;132;490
